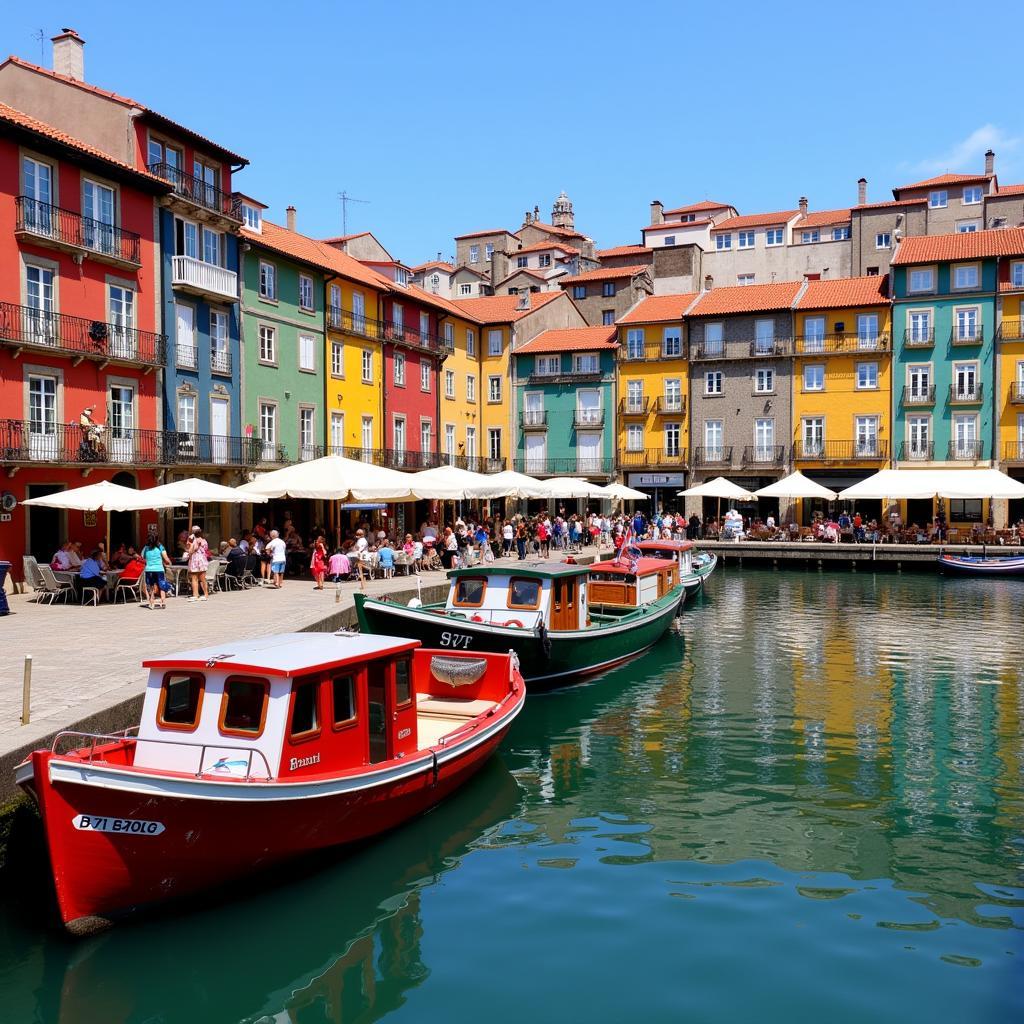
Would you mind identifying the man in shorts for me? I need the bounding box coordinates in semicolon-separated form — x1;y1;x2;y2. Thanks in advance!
266;529;287;589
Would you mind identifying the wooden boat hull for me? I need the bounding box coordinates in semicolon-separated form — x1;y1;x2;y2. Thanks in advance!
355;589;682;691
20;691;522;934
938;554;1024;577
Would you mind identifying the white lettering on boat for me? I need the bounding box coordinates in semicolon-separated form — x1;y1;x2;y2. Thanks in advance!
398;727;411;740
289;753;321;771
439;631;472;649
73;814;165;836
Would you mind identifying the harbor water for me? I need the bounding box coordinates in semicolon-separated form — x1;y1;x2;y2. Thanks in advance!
1;569;1021;1022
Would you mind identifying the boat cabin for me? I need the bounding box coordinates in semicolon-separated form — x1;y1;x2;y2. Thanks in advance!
587;557;679;612
444;562;591;632
132;633;514;781
635;539;694;576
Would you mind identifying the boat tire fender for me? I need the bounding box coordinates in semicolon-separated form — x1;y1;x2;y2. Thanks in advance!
430;750;439;788
504;619;523;628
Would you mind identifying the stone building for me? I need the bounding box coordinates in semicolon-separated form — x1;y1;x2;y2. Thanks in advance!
558;265;654;326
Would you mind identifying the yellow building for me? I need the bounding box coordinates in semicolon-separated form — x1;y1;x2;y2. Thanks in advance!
616;294;696;504
996;260;1024;515
792;276;892;518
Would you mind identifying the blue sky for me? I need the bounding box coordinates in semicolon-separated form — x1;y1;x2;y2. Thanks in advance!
4;1;1022;263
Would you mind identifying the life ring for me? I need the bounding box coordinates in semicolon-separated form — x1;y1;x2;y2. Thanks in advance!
471;614;484;622
504;619;523;628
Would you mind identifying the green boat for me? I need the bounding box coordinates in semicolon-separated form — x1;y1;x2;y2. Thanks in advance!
354;557;684;691
635;540;718;600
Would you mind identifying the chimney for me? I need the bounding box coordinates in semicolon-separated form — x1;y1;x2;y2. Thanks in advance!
286;205;296;232
524;210;531;225
985;149;995;176
51;28;85;82
650;200;664;225
533;205;540;222
798;196;809;218
436;251;442;262
857;178;867;205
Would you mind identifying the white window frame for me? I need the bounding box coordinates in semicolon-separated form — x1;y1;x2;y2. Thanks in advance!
952;263;980;291
420;360;431;392
393;351;405;386
626;423;644;452
298;333;316;373
803;364;825;391
444;369;455;399
258;324;276;365
488;375;502;403
298;274;314;312
754;367;774;393
466;374;476;402
929;190;948;209
361;348;373;383
855;361;878;390
962;185;983;205
737;230;755;249
765;227;784;246
875;232;891;249
714;234;732;250
704;370;723;396
331;339;344;378
259;260;277;301
908;267;936;294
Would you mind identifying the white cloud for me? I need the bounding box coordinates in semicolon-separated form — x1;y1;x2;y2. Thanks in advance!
905;125;1022;178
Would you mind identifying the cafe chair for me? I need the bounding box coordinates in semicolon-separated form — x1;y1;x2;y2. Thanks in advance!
35;565;73;605
113;574;144;604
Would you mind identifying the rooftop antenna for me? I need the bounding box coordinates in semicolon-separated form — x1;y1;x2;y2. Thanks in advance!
337;190;370;236
32;28;44;63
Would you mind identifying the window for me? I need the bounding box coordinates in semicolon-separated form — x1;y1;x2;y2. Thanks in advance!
82;179;115;251
393;352;405;385
485;243;494;262
804;364;825;391
508;578;541;608
332;676;356;726
766;228;784;246
626;329;645;360
488;376;502;402
361;349;373;383
738;230;755;249
908;415;930;458
157;673;204;731
955;307;980;342
602;310;615;326
704;420;723;457
952;413;978;456
351;290;366;332
299;274;314;311
754;418;775;458
488;329;503;356
574;354;599;374
299;408;315;457
956;221;980;233
949;498;983;523
108;285;136;357
662;327;681;357
220;678;268;737
469;245;480;263
259;324;276;363
466;374;476;401
855;417;879;456
290;679;320;739
663;235;676;246
866;266;880;276
298;334;315;372
535;356;559;376
453;577;486;606
754;319;775;353
665;422;682;457
802;417;824;456
601;281;616;298
517;255;529;268
963;185;983;205
856;362;878;389
175;217;198;259
909;268;934;293
466;329;475;356
832;226;851;240
755;368;774;393
538;253;552;268
488;428;501;461
331;340;344;377
330;412;344;452
445;369;455;399
737;274;755;286
1012;262;1024;288
626;424;644;451
857;314;879;348
573;285;586;299
361;416;373;454
705;371;723;395
210;311;229;374
801;230;820;244
953;362;978;399
443;322;454;350
421;420;432;453
259;261;277;300
704;322;724;355
393;658;413;707
715;234;732;250
929;190;948;209
21;156;53;234
953;264;979;290
241;204;261;231
465;426;476;457
202;228;220;266
803;316;825;352
445;424;456;458
908;364;931;402
393;416;406;453
908;310;932;342
421;361;431;391
875;233;891;249
626;381;643;412
177;392;196;436
392;302;404;333
663;378;682;411
420;312;430;340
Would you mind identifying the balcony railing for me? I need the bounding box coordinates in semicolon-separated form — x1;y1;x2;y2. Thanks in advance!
384;449;445;470
948;440;983;461
619;398;650;416
901;385;935;406
950;326;983;346
15;196;142;266
996;320;1024;341
794;332;891;354
327;445;386;465
573;409;605;428
0;419;283;467
177;344;198;370
211;349;232;376
949;384;983;404
689;339;792;360
0;301;165;368
147;162;242;220
1003;441;1024;462
171;255;238;301
903;329;934;348
326;306;381;341
743;444;786;465
794;440;889;461
692;445;733;465
655;395;685;415
899;442;934;462
512;457;615;477
520;410;548;428
618;447;688;468
383;321;445;356
620;343;686;362
449;455;506;473
1009;382;1024;404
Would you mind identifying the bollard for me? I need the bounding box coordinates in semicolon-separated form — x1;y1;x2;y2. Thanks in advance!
22;654;32;726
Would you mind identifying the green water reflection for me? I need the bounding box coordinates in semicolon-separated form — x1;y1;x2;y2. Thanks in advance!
0;570;1020;1023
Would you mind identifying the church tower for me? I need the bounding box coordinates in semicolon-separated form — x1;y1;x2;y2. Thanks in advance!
551;191;574;229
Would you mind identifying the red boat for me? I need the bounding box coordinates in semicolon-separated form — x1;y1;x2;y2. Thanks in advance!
15;631;524;935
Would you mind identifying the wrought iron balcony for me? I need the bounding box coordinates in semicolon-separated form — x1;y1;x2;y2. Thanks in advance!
15;196;142;267
172;255;238;301
326;306;382;341
1008;382;1024;405
950;326;983;346
327;445;386;465
383;321;445;356
618;398;650;416
211;349;232;376
618;447;688;469
899;441;934;462
656;395;685;415
902;328;934;348
450;455;506;473
692;445;733;465
148;162;242;221
620;343;686;362
996;320;1024;341
0;301;165;368
743;444;786;465
1003;440;1024;462
384;448;445;470
573;408;605;428
520;410;548;428
176;344;199;370
948;440;984;461
794;440;888;461
794;332;891;354
688;338;792;360
512;456;615;477
949;384;983;404
901;385;935;406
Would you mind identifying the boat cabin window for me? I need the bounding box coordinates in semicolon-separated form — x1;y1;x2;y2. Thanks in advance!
219;677;269;738
157;672;204;731
395;657;412;706
453;576;486;607
290;678;320;740
508;577;541;609
332;675;356;728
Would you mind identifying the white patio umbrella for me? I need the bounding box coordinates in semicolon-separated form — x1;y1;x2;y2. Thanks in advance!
237;455;418;502
754;471;837;501
408;464;508;500
482;470;554;499
677;476;756;526
838;468;1024;501
22;479;186;556
603;483;649;501
142;476;268;529
538;477;610;499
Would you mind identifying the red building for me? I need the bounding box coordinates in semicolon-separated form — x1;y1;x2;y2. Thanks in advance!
0;102;170;571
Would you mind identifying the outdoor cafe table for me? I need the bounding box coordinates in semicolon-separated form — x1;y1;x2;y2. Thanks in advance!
53;568;123;596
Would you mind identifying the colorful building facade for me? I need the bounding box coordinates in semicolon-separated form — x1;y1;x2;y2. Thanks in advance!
995;249;1024;522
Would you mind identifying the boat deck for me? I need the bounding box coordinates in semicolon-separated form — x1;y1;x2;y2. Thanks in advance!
415;694;499;748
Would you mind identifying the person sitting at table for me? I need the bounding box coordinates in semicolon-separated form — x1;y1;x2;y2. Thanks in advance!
377;539;395;579
224;538;246;583
67;541;84;570
76;549;107;601
51;541;74;571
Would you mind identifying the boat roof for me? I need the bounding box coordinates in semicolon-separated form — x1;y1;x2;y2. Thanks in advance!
447;561;590;581
142;632;420;678
590;557;679;576
636;540;695;553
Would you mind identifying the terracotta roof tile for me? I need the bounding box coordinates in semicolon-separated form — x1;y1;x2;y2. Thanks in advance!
853;198;928;210
496;268;550;284
712;210;800;232
515;326;617;354
560;264;649;284
688;280;803;317
524;220;587;240
618;293;699;325
596;244;651;258
412;260;454;273
0;102;170;190
643;218;712;231
452;291;562;323
406;283;481;321
895;172;993;192
890;227;1024;266
452;265;490;280
994;183;1024;196
663;200;733;216
322;232;371;244
796;208;852;229
454;228;520;241
796;275;890;310
513;239;579;256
